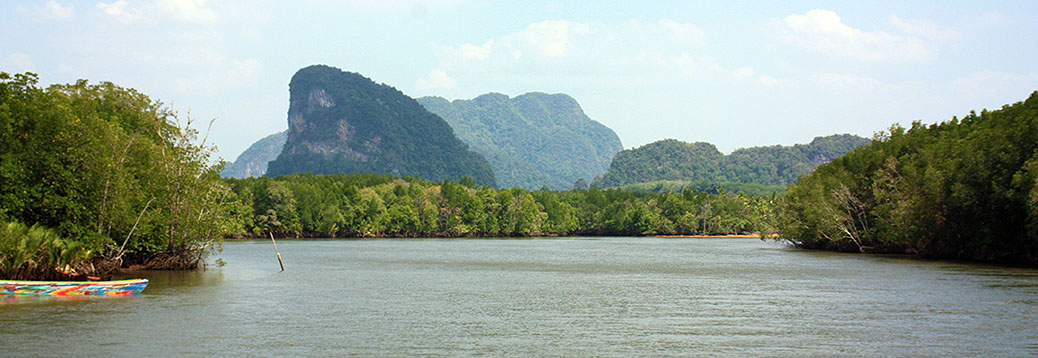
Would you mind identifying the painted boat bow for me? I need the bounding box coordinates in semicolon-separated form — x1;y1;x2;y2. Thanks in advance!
0;279;148;296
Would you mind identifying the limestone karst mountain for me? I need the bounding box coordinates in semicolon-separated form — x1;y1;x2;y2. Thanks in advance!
418;93;622;190
221;131;286;179
264;65;495;186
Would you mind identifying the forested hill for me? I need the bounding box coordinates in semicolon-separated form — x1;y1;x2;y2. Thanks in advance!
265;65;496;186
593;134;871;188
418;93;623;190
221;131;286;178
777;92;1038;265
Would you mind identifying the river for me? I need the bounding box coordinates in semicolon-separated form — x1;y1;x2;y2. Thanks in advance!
2;238;1037;356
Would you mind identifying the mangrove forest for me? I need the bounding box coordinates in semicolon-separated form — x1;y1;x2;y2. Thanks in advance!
0;72;237;279
776;91;1038;265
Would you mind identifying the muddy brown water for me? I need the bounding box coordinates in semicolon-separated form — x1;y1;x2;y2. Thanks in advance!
3;238;1037;356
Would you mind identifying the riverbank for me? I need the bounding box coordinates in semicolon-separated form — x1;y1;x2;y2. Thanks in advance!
227;232;766;240
651;233;761;238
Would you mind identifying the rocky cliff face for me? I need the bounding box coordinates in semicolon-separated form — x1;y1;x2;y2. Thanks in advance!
221;131;286;178
265;65;496;186
418;92;622;190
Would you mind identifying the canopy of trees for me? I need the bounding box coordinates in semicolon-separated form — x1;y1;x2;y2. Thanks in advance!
226;173;776;239
266;65;496;186
418;92;622;190
776;92;1038;265
620;180;784;197
594;134;871;188
0;72;238;279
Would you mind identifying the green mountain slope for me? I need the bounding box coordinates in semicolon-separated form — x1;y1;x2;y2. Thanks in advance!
265;65;495;186
594;134;871;188
221;131;286;178
418;92;622;190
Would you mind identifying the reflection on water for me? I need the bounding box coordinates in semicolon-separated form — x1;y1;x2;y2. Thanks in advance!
131;268;224;290
2;238;1037;357
1;294;140;306
0;268;222;307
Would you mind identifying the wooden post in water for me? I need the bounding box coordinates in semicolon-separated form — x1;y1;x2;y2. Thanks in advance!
269;232;284;271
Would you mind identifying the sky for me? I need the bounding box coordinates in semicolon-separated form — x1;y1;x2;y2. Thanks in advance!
3;1;1037;162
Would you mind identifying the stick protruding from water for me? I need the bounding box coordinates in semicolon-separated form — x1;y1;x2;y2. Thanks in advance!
269;232;284;272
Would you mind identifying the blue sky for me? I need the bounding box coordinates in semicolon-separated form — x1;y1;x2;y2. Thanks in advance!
3;1;1037;162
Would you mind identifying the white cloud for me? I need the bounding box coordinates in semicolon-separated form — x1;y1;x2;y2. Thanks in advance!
227;58;264;82
978;11;1009;27
55;64;85;77
156;0;218;24
24;1;73;21
170;58;265;94
887;16;958;43
777;9;935;63
732;67;784;87
441;19;709;69
950;70;1038;99
811;72;888;91
733;66;756;81
303;0;465;16
658;19;707;45
415;69;457;90
420;17;771;112
458;41;493;61
439;20;595;64
436;20;591;68
42;1;74;20
8;53;36;72
757;74;781;87
516;20;592;58
670;53;697;77
96;0;143;24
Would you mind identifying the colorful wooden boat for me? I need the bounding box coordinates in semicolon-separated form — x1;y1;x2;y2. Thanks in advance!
0;279;148;296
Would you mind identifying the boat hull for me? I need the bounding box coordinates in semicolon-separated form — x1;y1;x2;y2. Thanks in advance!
0;279;148;296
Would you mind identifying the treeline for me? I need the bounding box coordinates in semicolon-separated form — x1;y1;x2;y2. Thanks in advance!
224;173;776;238
620;180;784;197
0;72;236;279
776;92;1038;265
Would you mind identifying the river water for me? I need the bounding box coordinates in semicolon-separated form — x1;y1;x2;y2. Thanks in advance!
2;238;1037;357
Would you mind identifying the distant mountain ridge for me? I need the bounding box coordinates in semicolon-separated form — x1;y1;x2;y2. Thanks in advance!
220;67;863;190
264;65;495;186
220;91;622;187
418;92;622;190
221;131;285;179
593;134;871;188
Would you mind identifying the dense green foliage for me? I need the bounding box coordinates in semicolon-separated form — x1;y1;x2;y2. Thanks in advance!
418;93;623;190
620;180;785;197
0;221;93;280
596;140;723;187
266;65;496;186
226;173;775;238
0;72;237;278
221;130;286;178
777;92;1038;265
594;135;871;188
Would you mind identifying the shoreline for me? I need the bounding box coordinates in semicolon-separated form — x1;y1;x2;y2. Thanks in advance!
650;234;761;238
226;233;765;240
